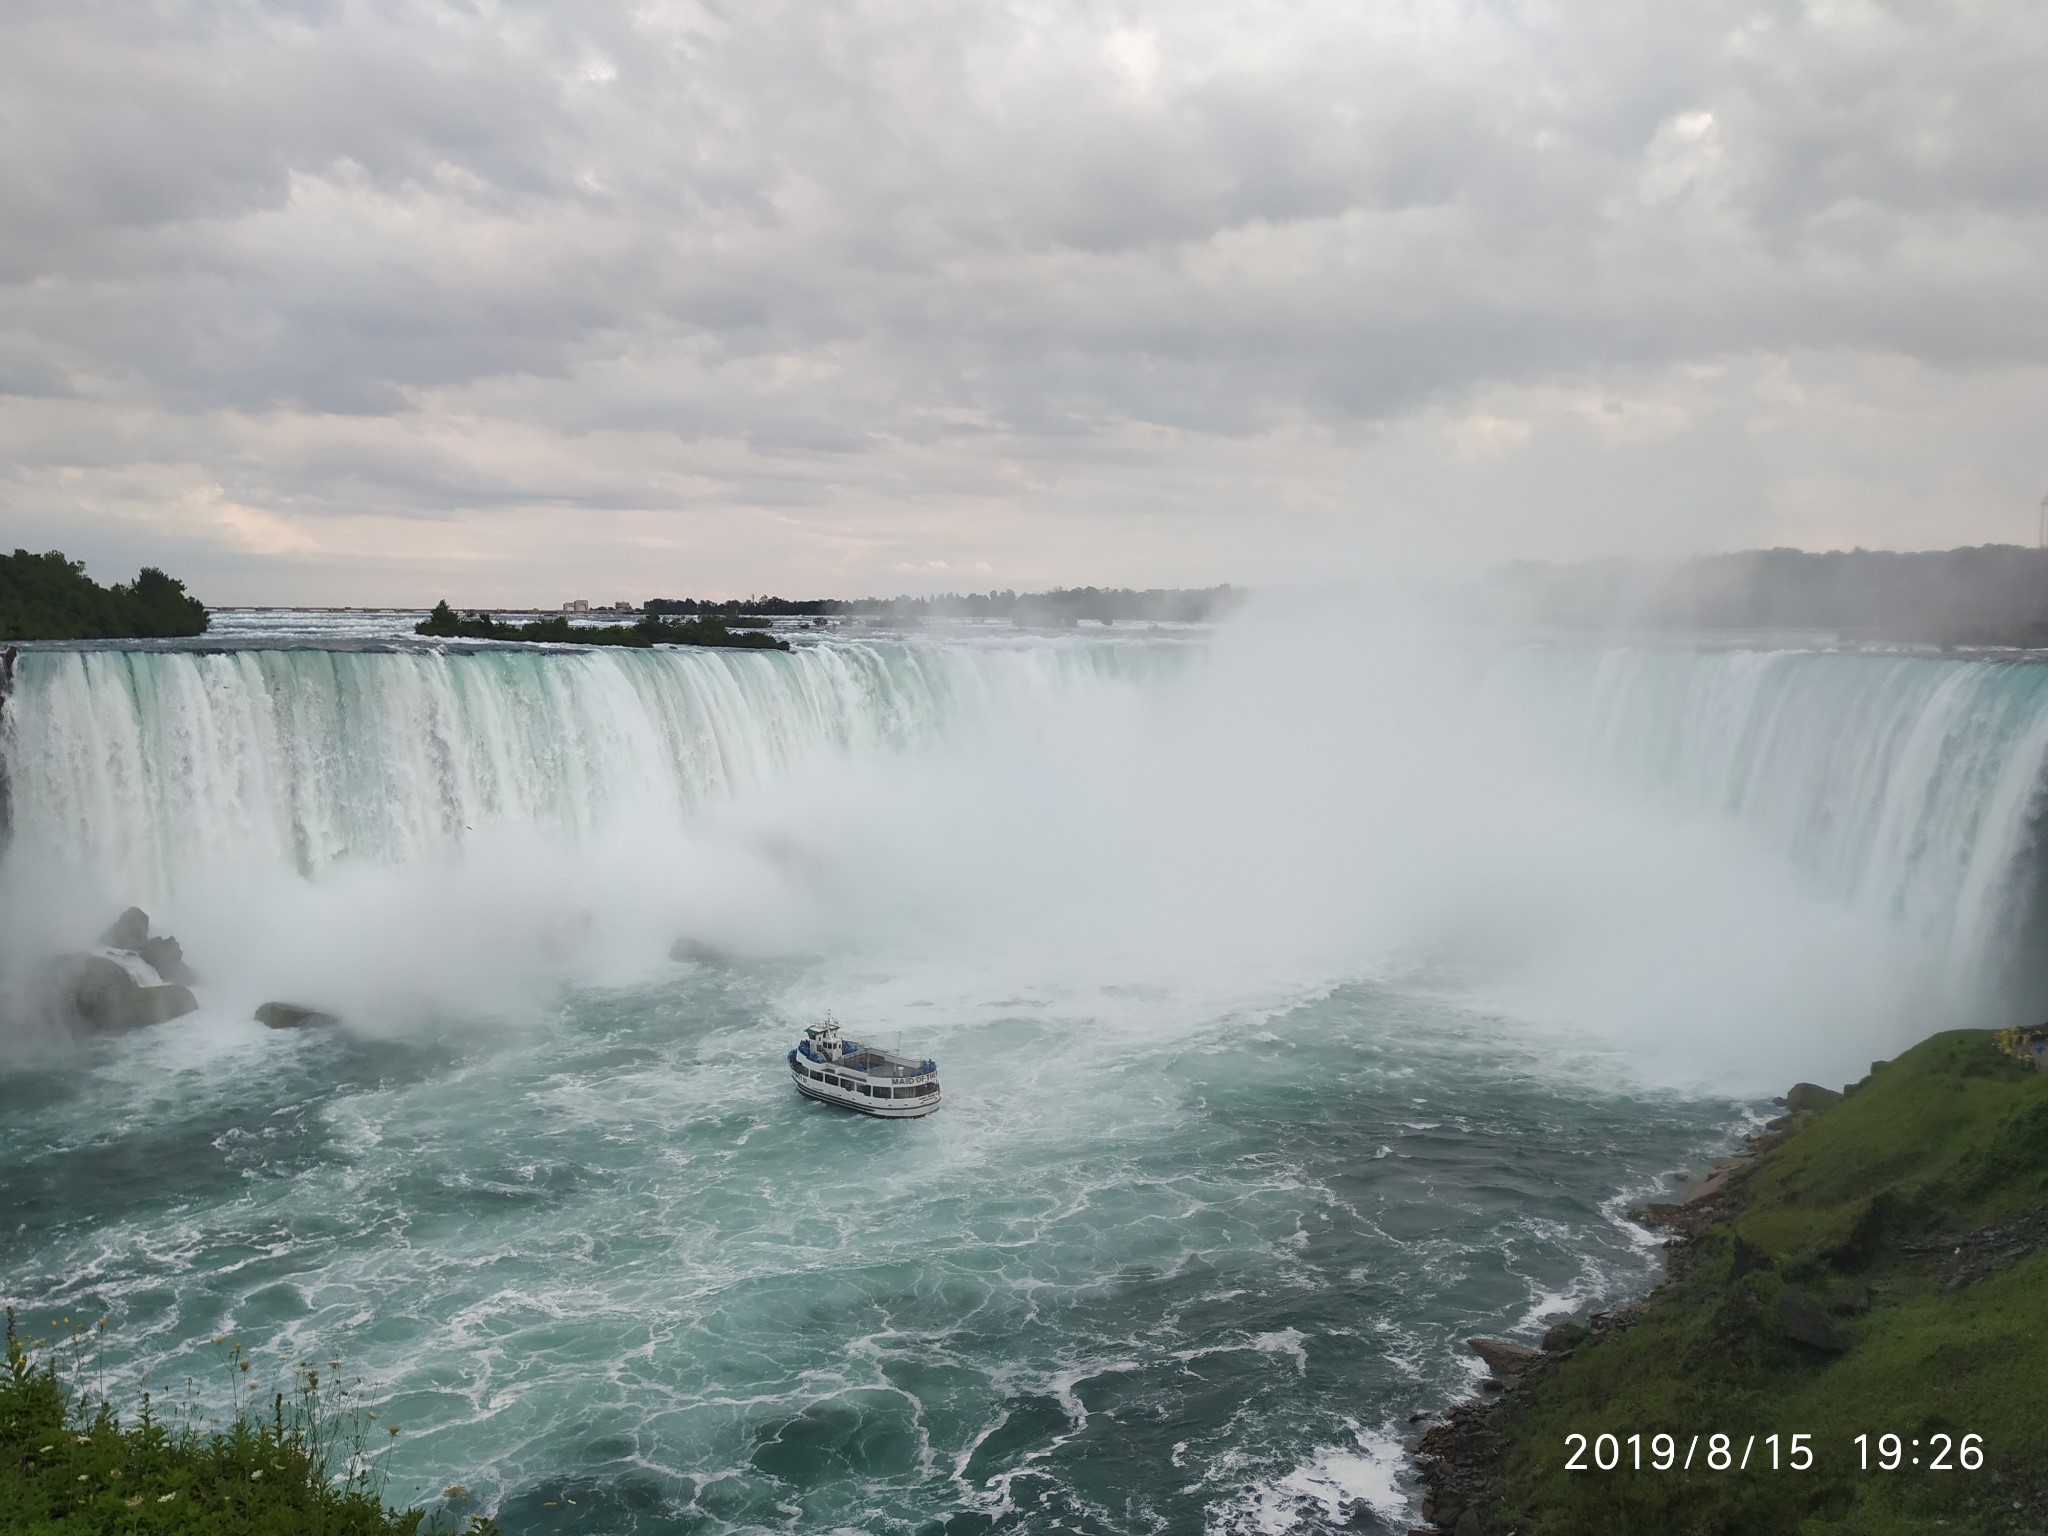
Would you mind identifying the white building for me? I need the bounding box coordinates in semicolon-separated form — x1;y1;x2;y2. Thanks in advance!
562;599;589;613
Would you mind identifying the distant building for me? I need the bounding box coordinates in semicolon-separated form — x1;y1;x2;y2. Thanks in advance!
613;601;634;613
563;599;589;613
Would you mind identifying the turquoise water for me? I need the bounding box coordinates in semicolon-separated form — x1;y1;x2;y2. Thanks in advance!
0;962;1739;1533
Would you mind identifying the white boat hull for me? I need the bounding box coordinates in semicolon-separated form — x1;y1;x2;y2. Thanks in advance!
789;1059;942;1118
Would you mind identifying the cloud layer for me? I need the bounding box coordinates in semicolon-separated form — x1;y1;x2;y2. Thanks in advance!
3;0;2045;602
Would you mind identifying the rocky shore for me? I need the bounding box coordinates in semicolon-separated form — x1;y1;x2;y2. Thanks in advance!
1405;1031;2048;1535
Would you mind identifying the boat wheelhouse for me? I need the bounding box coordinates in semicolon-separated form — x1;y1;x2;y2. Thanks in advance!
789;1012;941;1118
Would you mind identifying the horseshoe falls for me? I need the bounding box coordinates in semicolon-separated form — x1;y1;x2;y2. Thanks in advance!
5;621;2048;1534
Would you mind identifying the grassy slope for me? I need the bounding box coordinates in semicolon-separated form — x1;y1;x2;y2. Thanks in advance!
0;1320;487;1536
1495;1030;2048;1535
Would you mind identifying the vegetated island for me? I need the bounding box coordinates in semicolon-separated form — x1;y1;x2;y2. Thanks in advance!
1413;1026;2048;1535
416;601;788;652
0;549;209;642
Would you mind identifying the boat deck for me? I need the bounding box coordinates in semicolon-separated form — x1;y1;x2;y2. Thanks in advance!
834;1048;929;1079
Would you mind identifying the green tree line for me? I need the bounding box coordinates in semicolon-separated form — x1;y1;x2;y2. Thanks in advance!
416;601;788;651
0;550;210;642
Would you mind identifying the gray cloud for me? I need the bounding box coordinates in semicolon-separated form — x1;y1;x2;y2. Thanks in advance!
2;0;2046;600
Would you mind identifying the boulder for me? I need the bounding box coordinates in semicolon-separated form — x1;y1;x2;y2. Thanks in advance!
135;984;198;1025
1778;1290;1846;1352
255;1002;340;1030
49;953;145;1030
1540;1321;1588;1353
1466;1338;1541;1377
1784;1082;1843;1113
1824;1279;1870;1315
137;935;197;985
1729;1236;1775;1280
100;906;151;951
43;955;195;1032
669;937;728;964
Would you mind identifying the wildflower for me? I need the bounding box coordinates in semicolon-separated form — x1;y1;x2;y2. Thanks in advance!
388;1425;401;1436
125;1496;142;1508
158;1491;177;1502
77;1474;89;1482
251;1469;264;1481
38;1444;53;1453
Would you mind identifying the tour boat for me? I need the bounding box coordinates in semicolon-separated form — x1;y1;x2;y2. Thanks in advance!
789;1012;941;1118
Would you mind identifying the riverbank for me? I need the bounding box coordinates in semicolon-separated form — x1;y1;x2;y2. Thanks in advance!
1410;1028;2048;1534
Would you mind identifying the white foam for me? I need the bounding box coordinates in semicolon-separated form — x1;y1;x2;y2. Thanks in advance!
1212;1423;1412;1535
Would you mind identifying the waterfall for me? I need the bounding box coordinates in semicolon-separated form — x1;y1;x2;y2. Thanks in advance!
1473;646;2048;995
0;639;1168;904
5;634;2048;1037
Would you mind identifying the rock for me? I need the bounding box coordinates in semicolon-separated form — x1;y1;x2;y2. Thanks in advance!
1824;1279;1870;1315
669;937;727;963
1467;1338;1541;1377
255;1002;340;1030
100;906;151;951
135;984;198;1025
48;953;145;1030
1540;1321;1588;1353
1785;1082;1843;1113
137;935;197;985
42;954;193;1032
1778;1290;1846;1352
1730;1236;1775;1280
1870;1059;1889;1075
1686;1160;1744;1204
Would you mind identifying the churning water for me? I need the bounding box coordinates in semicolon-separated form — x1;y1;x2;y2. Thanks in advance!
5;616;2048;1532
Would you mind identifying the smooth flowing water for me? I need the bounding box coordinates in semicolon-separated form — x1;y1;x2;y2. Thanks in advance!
5;619;2048;1532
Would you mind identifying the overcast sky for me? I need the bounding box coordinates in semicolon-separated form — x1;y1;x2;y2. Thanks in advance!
3;0;2045;604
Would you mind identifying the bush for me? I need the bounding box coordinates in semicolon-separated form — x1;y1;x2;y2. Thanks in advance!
0;1310;491;1536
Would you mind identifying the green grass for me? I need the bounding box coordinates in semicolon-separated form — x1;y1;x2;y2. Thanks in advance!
0;1313;493;1536
1492;1030;2048;1535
